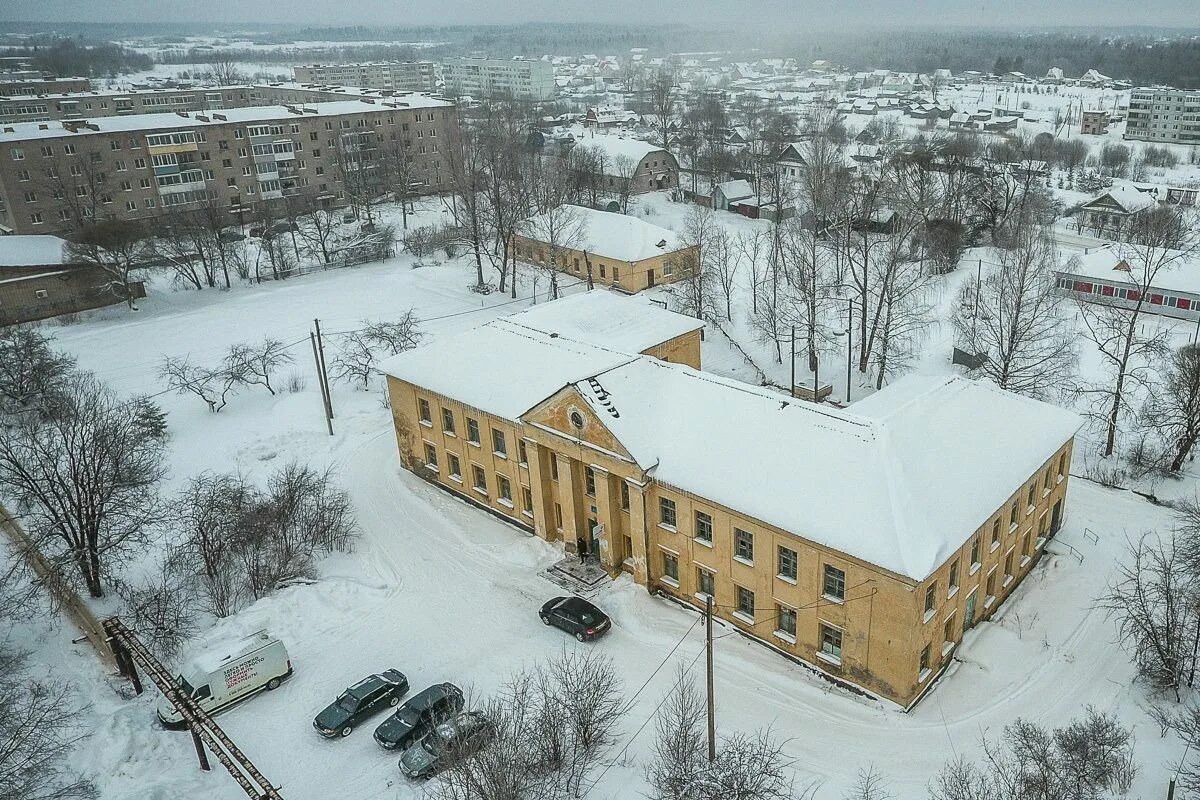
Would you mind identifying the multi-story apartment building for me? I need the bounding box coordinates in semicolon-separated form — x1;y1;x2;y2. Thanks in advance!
0;95;457;235
0;83;444;125
0;76;91;97
442;58;555;102
292;62;437;92
382;291;1081;708
1125;87;1200;143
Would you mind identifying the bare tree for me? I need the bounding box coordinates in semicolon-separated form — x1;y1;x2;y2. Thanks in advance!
646;668;806;800
952;226;1076;399
520;201;587;301
610;155;639;214
930;709;1136;800
0;375;166;598
332;314;424;389
114;567;201;660
33;149;118;234
709;226;740;321
170;464;356;616
205;58;247;86
647;68;677;155
64;218;150;308
1097;532;1196;701
444;120;490;291
0;327;76;415
843;765;892;800
672;205;718;320
224;338;294;396
0;648;97;800
159;356;239;413
735;228;769;316
1142;344;1200;472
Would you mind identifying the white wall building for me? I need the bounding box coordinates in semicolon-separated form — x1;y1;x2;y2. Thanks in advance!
441;58;555;102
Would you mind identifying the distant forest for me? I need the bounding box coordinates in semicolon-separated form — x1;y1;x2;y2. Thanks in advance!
1;38;152;77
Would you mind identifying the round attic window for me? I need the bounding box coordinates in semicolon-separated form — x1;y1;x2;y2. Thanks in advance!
569;410;585;429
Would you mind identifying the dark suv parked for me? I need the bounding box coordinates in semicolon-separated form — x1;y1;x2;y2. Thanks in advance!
313;670;409;738
373;683;464;750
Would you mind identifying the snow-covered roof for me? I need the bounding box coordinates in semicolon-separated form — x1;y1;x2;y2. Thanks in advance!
1082;186;1156;215
503;290;703;354
574;131;667;163
714;179;754;202
0;235;67;267
576;364;1079;581
518;205;690;263
1057;245;1200;296
0;97;453;142
379;319;635;420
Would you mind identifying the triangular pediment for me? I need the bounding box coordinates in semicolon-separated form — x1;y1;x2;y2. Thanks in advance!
522;385;636;463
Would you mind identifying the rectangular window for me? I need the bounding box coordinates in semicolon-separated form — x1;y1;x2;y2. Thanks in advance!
1021;532;1031;558
734;529;753;562
498;475;512;503
920;645;930;676
522;486;533;514
778;546;799;581
822;564;845;599
418;398;431;424
1009;502;1019;527
736;586;755;618
819;624;843;661
694;510;713;542
466;418;480;444
518;440;527;465
948;560;959;593
776;605;796;637
621;482;630;511
424;443;438;468
697;568;715;598
970;538;981;568
492;429;507;457
472;465;487;494
991;519;1001;547
448;454;461;480
585;467;596;497
659;497;677;528
662;551;679;582
551;457;559;481
442;408;455;435
1004;552;1014;581
555;503;563;529
943;616;955;646
986;570;997;600
924;583;936;614
1058;453;1066;478
1027;484;1036;509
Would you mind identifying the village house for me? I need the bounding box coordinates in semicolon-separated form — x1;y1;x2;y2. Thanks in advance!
1075;186;1157;239
0;234;145;325
512;205;696;293
381;293;1080;708
583;106;639;128
570;131;679;194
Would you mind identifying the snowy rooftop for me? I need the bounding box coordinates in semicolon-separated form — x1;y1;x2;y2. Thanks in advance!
503;290;703;354
577;366;1080;581
573;130;667;163
379;320;635;420
0;97;452;141
1057;245;1200;295
518;205;690;263
0;235;66;267
1083;186;1156;214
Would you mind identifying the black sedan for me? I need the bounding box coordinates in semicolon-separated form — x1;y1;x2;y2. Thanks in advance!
399;711;494;779
313;669;409;738
373;683;465;751
539;596;611;641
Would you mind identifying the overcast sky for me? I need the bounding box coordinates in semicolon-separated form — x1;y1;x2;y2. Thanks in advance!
0;0;1196;28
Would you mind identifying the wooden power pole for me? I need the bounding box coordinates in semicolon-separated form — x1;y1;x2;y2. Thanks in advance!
706;594;716;763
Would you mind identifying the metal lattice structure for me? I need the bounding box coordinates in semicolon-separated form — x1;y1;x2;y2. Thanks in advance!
102;617;284;800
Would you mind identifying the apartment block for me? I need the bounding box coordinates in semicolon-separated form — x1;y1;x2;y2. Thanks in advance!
0;76;91;97
1125;87;1200;143
381;291;1081;708
442;58;555;101
0;95;457;235
292;62;437;92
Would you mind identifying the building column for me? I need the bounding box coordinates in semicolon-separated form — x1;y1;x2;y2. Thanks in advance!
556;453;582;553
624;479;651;587
590;466;622;571
525;439;557;543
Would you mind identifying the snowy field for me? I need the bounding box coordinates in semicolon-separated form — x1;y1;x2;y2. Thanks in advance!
5;193;1192;800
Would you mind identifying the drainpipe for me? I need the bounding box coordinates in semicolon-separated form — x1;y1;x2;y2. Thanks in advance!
639;459;659;592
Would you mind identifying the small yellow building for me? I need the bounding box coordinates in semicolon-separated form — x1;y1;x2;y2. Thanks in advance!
513;205;698;294
382;292;1080;708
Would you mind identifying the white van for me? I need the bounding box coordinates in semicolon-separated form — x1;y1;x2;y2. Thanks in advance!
157;630;292;728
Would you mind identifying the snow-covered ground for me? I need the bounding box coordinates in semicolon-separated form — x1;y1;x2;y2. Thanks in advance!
6;193;1191;799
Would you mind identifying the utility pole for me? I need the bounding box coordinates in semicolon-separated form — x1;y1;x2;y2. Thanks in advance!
314;318;334;420
846;300;853;404
705;594;716;764
789;325;796;398
310;332;334;436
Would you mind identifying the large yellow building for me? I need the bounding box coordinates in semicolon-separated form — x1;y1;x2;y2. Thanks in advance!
382;291;1080;708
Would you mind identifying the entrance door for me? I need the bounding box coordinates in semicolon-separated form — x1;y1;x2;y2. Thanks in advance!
1050;500;1063;537
584;518;598;561
647;269;655;288
963;590;977;631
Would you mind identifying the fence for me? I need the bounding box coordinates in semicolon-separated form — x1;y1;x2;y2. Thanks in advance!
0;503;116;671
